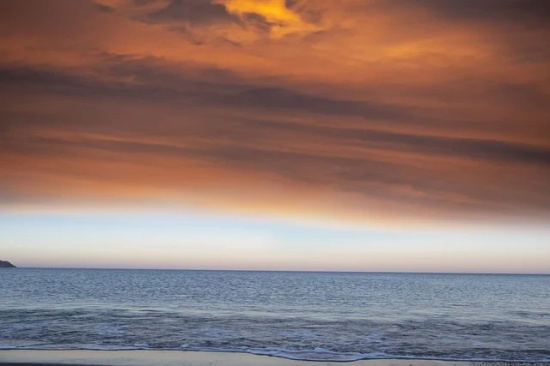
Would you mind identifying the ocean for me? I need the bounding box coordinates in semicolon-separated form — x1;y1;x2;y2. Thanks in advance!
0;269;549;362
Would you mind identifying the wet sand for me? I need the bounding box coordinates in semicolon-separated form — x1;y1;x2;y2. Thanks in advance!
1;350;548;366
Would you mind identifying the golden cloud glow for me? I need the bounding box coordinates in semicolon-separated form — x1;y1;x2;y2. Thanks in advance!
217;0;319;38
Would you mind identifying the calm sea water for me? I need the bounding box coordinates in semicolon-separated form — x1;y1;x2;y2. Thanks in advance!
0;269;549;362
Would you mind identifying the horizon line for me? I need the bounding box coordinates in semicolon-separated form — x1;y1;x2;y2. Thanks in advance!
9;266;550;276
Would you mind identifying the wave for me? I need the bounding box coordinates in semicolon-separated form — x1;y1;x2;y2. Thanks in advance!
1;344;550;363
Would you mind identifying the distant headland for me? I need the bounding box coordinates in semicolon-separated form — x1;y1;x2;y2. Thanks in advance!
0;260;16;268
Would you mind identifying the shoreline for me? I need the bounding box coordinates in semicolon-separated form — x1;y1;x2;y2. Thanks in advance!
1;350;549;366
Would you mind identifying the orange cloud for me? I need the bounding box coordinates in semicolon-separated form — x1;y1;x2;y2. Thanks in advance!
0;0;549;228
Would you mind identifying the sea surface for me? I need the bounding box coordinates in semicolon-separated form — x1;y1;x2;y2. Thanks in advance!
1;269;549;362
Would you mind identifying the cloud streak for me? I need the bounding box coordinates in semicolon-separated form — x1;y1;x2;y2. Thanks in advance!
0;0;549;227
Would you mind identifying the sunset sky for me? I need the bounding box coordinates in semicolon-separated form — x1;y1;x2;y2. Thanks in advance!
1;0;549;273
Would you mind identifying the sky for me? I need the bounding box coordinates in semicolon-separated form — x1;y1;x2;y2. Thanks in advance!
1;0;549;273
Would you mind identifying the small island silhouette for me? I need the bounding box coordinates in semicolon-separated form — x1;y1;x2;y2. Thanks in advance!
0;260;16;268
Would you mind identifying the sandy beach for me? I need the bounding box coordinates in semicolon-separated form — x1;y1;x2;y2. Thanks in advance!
0;350;548;366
